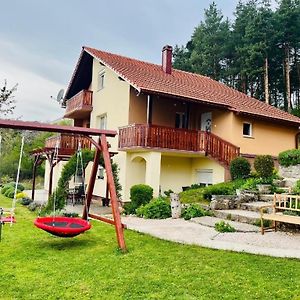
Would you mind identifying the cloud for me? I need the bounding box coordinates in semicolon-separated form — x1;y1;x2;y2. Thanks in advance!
0;48;64;121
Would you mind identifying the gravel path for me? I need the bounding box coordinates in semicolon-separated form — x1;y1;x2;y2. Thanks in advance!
122;216;300;259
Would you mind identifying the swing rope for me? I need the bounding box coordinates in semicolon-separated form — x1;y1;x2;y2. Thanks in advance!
11;135;25;226
52;141;60;220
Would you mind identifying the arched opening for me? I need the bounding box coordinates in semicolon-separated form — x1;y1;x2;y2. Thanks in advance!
130;156;146;186
296;132;300;149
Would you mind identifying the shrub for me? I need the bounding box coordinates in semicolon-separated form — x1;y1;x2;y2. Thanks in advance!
163;189;174;197
0;175;13;186
254;155;274;179
136;197;171;219
240;178;261;190
230;157;251;180
181;204;207;220
123;202;137;215
28;202;39;211
130;184;153;210
202;180;245;200
215;221;236;233
4;187;21;198
293;180;300;195
278;149;300;167
19;197;33;206
179;188;205;204
16;192;28;199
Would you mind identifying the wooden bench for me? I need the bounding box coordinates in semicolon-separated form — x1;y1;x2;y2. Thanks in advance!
260;193;300;234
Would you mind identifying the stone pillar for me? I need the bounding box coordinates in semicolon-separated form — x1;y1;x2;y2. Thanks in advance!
145;152;161;197
170;193;181;219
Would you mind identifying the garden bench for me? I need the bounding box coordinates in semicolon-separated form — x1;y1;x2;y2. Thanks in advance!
260;193;300;234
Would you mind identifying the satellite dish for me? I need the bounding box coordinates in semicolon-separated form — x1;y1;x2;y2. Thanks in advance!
51;89;65;108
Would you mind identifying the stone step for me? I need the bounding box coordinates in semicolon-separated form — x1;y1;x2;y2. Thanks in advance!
259;194;274;202
213;209;261;225
240;201;272;213
191;216;259;232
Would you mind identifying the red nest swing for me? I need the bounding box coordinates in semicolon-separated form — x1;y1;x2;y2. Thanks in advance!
34;216;91;238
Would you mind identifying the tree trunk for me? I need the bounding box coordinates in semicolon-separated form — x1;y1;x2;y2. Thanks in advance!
285;45;291;112
264;57;269;104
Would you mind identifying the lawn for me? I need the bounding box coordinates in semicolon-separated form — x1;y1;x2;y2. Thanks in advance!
0;194;300;300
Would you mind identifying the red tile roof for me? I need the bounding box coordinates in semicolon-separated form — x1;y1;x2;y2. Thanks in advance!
83;46;300;125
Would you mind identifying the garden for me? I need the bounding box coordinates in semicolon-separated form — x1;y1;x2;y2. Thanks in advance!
0;194;300;299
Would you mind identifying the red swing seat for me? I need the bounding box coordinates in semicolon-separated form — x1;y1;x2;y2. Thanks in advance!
34;216;91;238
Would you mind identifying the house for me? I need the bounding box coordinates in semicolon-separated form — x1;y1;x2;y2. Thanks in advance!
44;45;300;200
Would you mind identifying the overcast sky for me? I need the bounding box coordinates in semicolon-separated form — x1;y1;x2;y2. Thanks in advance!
0;0;273;121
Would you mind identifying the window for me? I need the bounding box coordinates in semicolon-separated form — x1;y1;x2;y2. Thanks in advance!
98;71;105;90
99;114;107;130
196;169;213;186
243;122;252;137
175;112;186;129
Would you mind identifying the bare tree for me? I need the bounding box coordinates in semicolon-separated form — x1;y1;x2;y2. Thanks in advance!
0;80;18;116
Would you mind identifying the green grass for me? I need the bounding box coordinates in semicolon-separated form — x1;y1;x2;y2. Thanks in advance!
1;195;300;299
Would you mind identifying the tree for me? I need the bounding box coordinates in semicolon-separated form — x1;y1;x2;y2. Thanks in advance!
190;2;231;81
0;80;17;116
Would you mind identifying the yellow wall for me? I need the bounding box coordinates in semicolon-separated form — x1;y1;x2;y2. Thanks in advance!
87;59;132;198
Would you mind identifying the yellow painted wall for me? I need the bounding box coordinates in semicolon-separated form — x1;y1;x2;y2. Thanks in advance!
87;59;132;199
231;115;298;156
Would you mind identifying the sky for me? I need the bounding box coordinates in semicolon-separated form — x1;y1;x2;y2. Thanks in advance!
0;0;267;121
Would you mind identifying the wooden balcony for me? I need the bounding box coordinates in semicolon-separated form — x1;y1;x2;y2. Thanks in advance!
119;124;240;166
64;90;93;119
45;134;91;156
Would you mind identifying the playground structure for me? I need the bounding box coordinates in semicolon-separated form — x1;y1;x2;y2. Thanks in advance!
0;118;126;251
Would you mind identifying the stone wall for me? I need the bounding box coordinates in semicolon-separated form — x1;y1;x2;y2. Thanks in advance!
279;165;300;187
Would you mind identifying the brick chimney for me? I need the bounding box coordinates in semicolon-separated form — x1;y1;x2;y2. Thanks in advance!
162;45;173;74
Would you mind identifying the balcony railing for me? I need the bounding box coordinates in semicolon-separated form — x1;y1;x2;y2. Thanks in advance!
64;90;93;119
119;124;240;166
45;134;91;154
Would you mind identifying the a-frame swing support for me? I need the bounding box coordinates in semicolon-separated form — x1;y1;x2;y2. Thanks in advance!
0;119;127;251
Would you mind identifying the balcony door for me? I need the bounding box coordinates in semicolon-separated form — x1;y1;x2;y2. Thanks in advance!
175;112;186;129
200;112;212;132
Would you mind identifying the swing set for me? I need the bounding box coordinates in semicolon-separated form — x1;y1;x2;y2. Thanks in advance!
0;119;126;251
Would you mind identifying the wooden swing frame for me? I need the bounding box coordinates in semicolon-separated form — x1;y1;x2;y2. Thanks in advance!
0;119;126;251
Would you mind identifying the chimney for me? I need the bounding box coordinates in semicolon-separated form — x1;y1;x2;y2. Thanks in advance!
162;45;173;74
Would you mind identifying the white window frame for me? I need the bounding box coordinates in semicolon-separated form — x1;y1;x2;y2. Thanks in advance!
243;122;252;137
98;114;107;130
97;71;105;91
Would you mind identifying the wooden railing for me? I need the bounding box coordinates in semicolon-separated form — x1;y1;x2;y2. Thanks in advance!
45;134;91;151
118;124;240;166
64;90;93;117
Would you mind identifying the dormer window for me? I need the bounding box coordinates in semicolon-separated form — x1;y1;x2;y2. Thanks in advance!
98;71;105;91
243;122;252;137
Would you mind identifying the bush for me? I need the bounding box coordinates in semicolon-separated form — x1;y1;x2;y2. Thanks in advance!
130;184;153;210
123;202;137;215
293;180;300;195
163;189;174;197
7;182;25;191
4;187;21;198
16;192;28;199
215;221;236;233
136;197;171;219
230;157;251;180
202;180;245;200
254;155;274;179
278;149;300;167
28;202;39;211
179;188;205;204
181;204;207;220
19;197;33;206
240;177;262;190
